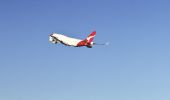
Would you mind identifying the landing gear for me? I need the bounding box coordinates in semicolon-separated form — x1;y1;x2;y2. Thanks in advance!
87;45;92;48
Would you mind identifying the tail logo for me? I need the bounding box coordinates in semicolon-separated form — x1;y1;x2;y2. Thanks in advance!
86;31;96;43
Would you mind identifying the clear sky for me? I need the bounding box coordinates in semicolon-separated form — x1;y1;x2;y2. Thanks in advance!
0;0;170;100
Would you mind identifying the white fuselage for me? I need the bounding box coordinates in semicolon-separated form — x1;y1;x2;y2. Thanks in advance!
49;33;82;46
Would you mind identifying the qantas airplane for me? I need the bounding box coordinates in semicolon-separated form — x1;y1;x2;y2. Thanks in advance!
49;31;97;48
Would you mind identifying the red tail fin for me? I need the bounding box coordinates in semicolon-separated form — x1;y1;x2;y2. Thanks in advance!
86;31;96;43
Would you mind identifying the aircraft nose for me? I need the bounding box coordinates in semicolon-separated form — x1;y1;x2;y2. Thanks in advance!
49;33;53;38
49;36;53;42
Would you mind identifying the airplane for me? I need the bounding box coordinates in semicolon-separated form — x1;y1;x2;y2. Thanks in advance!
49;31;96;48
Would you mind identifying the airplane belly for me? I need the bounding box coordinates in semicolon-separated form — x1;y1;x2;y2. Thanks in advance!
58;36;81;46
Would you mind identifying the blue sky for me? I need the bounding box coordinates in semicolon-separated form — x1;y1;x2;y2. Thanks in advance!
0;0;170;100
